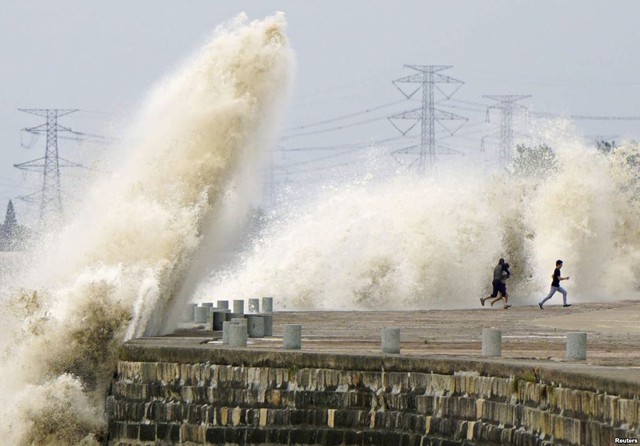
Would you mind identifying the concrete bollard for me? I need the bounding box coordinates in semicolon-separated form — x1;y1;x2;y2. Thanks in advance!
229;312;244;321
283;324;302;350
222;321;231;344
204;303;216;328
262;297;273;313
381;328;401;354
184;303;198;321
261;314;273;336
194;306;210;324
223;319;245;344
482;328;502;357
231;317;247;326
228;323;248;347
248;298;260;313
246;315;265;338
566;332;587;360
211;309;231;331
233;299;244;314
216;300;229;310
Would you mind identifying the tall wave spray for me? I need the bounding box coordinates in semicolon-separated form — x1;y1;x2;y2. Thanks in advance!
0;13;292;445
199;126;640;310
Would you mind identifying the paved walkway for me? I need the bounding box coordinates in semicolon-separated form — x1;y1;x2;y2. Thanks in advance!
172;300;640;368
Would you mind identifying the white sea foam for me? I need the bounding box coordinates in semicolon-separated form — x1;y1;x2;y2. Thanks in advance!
0;13;292;445
0;10;638;446
198;128;640;310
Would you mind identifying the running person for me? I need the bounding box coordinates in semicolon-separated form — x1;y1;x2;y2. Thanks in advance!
489;262;511;309
480;259;512;309
538;259;570;309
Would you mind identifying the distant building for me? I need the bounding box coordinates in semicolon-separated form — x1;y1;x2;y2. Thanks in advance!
0;200;30;250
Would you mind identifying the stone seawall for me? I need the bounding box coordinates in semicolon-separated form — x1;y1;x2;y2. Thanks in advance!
107;342;640;446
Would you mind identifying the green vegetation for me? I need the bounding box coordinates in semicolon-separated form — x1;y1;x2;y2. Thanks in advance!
595;139;617;155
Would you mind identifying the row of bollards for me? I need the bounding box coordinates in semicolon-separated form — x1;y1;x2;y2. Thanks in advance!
225;324;391;352
186;299;273;328
184;297;274;324
482;328;587;360
184;298;275;347
223;321;302;349
185;300;587;360
381;328;587;359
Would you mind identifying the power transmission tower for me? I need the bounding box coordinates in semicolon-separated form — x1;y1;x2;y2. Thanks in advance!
14;108;86;230
482;95;531;166
388;65;467;175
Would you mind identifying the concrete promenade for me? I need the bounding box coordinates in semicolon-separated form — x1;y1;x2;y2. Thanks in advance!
115;300;640;445
121;299;640;392
166;300;640;366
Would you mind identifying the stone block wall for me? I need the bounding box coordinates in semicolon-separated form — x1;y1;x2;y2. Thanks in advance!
106;346;640;445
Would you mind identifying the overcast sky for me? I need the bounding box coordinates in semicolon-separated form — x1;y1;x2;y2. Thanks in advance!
1;0;639;226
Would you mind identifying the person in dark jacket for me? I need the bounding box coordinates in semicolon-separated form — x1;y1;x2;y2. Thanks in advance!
480;258;512;309
538;259;570;309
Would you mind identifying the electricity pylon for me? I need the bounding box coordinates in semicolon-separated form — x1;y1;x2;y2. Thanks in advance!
14;108;85;230
482;95;531;166
388;65;467;175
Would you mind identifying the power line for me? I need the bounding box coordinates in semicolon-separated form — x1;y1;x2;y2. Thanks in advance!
282;100;407;133
275;146;367;170
276;135;411;152
449;98;492;108
280;115;390;140
524;110;640;121
276;160;354;176
571;115;640;121
439;102;487;113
